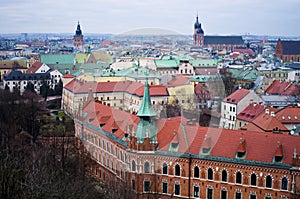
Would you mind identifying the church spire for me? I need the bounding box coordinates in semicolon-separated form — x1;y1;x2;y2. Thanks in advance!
75;21;82;36
135;79;157;145
137;79;156;117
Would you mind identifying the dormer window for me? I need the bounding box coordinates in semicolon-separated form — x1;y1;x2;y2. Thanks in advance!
201;136;211;155
236;138;246;159
274;142;284;163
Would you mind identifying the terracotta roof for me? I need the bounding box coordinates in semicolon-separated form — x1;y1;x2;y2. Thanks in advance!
26;61;43;73
223;88;250;104
276;106;300;124
82;100;300;166
237;103;265;122
167;75;190;87
62;73;74;78
65;80;168;97
243;111;288;133
265;80;300;95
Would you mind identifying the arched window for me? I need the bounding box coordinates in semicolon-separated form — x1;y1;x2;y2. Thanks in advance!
194;166;200;178
250;174;257;186
162;163;168;175
144;162;150;173
281;177;288;190
175;164;180;176
266;175;272;188
222;170;228;182
132;160;136;172
236;171;242;184
207;168;214;180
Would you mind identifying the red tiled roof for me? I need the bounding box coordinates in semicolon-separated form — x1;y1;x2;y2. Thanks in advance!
83;100;300;165
237;103;265;122
66;80;169;97
233;48;254;56
64;79;98;93
276;106;300;124
265;80;300;95
243;111;288;132
135;85;168;97
26;61;43;73
167;75;190;87
62;73;74;78
223;88;250;104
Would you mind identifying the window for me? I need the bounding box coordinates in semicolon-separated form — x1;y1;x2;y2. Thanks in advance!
207;168;213;180
235;191;241;199
281;177;288;190
144;162;150;173
265;196;272;199
174;184;180;195
132;160;136;172
266;175;272;188
162;163;168;175
193;186;200;197
251;174;257;186
236;171;242;184
221;189;227;199
132;179;135;189
194;166;200;178
250;193;257;199
175;164;180;176
144;181;150;192
222;170;228;182
162;182;168;194
207;187;213;199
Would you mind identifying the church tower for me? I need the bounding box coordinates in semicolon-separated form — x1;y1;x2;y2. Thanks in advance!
73;21;84;52
127;79;157;151
194;15;204;47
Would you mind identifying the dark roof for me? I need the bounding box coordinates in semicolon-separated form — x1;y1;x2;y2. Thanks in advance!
281;40;300;55
204;36;244;45
4;70;50;81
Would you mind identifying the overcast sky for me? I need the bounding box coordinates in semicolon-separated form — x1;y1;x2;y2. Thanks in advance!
1;0;299;36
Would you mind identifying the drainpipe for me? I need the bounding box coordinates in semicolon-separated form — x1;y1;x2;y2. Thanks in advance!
188;154;191;199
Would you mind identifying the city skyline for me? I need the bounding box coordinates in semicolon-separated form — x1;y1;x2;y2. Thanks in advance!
1;0;300;36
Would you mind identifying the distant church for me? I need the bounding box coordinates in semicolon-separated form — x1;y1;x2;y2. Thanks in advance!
193;15;245;51
73;21;84;52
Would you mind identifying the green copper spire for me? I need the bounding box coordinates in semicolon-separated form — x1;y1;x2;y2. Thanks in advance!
135;79;157;143
137;79;156;117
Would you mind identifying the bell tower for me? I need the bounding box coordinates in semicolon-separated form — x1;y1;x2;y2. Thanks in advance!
193;15;204;47
73;21;84;52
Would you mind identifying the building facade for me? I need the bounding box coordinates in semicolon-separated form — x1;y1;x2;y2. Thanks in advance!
73;81;300;199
